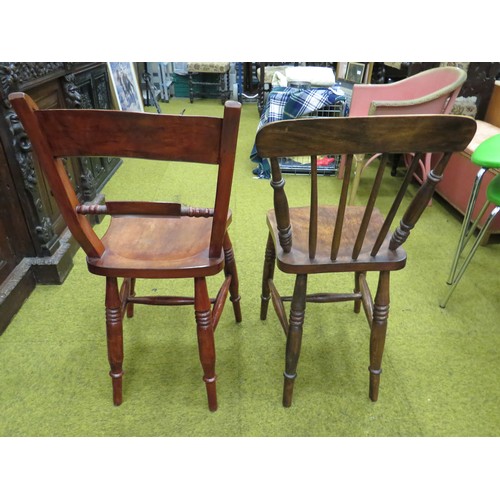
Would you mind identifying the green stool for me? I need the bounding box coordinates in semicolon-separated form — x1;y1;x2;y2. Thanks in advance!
441;133;500;308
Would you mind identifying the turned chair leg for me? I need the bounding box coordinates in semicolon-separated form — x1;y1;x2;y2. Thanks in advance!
223;233;242;323
194;277;218;412
260;233;276;320
369;271;390;402
283;274;308;407
126;278;136;318
354;271;363;314
105;277;124;406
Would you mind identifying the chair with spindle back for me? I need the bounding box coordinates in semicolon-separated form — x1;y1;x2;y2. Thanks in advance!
256;114;476;407
9;92;242;412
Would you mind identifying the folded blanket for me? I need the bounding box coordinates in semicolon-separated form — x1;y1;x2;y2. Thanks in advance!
251;85;347;178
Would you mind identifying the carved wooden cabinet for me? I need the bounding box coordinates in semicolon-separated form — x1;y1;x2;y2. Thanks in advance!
74;64;121;199
0;62;121;333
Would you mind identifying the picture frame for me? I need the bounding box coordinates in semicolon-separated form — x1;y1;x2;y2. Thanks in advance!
107;62;144;112
345;62;366;84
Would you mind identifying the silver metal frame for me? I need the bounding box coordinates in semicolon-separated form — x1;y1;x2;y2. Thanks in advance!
441;167;499;308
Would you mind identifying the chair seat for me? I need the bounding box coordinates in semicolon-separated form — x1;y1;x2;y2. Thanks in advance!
267;205;407;274
471;132;500;168
87;214;230;278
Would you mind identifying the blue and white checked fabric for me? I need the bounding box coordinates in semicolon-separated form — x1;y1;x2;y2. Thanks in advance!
251;85;347;178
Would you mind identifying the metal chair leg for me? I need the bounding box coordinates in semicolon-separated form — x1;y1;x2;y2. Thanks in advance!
441;205;500;308
447;168;487;285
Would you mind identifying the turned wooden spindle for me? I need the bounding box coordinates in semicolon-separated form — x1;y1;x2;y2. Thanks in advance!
194;277;217;412
105;277;124;406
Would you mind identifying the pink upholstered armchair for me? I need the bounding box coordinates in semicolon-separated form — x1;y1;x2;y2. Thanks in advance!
341;66;467;204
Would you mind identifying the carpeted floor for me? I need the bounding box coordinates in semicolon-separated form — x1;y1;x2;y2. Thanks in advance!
1;97;499;438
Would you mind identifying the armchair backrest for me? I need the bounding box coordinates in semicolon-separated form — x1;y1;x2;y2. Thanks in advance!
349;66;467;117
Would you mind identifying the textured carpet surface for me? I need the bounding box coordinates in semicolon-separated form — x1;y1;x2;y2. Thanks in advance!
1;98;499;437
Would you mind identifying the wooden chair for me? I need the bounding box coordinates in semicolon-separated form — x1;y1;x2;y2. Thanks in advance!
9;92;242;412
256;114;476;407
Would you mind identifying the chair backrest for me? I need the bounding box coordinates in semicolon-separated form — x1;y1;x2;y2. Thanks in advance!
255;115;476;259
349;66;467;117
9;92;241;259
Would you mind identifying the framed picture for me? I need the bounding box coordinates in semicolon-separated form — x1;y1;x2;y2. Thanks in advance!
107;62;144;111
345;62;366;84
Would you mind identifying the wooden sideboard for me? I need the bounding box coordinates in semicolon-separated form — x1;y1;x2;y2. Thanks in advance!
0;62;122;333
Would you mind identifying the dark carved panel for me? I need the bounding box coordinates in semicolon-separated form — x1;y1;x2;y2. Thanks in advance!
371;62;439;83
95;73;111;109
74;65;121;201
7;62;68;87
0;62;121;335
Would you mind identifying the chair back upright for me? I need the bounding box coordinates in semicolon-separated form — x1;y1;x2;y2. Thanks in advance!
8;92;241;260
255;114;477;261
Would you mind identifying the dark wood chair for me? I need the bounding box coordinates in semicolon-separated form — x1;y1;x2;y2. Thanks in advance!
256;114;476;407
9;92;242;412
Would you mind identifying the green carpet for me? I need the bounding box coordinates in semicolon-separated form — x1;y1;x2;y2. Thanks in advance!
1;98;499;437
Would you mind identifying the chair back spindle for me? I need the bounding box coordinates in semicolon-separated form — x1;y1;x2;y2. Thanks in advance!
389;152;452;251
370;151;423;256
270;157;292;252
309;155;318;259
331;153;354;260
352;152;389;260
